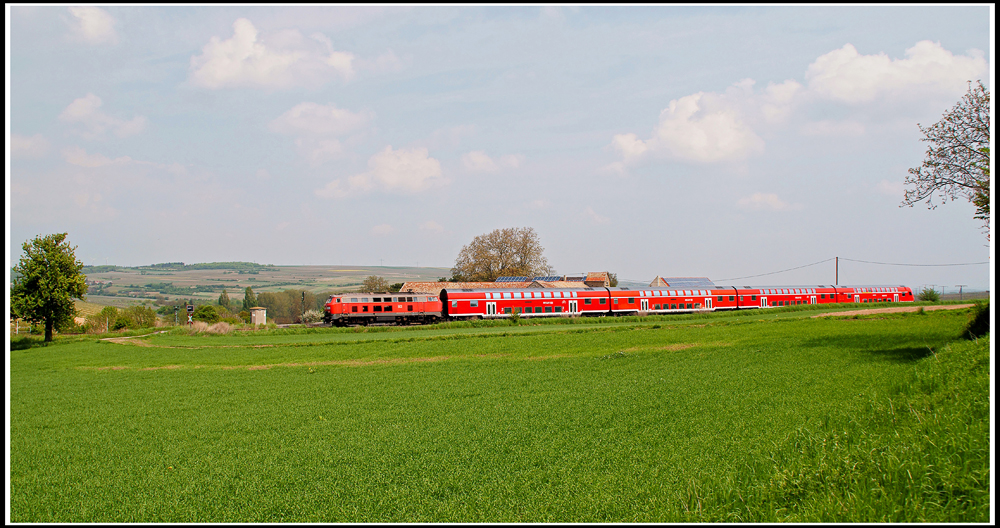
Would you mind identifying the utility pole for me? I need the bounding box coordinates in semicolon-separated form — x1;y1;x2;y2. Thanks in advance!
955;285;966;300
835;256;838;285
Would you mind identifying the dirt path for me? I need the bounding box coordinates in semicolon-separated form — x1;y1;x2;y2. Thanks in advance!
812;304;974;318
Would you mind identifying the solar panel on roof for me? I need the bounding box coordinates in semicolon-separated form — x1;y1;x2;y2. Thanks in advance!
659;277;716;288
495;276;529;282
532;276;563;282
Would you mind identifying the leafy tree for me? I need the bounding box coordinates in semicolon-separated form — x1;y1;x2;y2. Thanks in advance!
918;287;941;302
389;282;404;292
218;288;231;309
10;233;88;342
608;272;618;287
362;275;391;292
192;305;221;324
902;80;990;239
451;227;553;282
242;286;257;311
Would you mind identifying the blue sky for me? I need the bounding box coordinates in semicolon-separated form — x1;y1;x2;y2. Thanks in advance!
7;5;994;291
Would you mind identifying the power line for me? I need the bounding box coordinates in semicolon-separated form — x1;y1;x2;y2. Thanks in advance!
717;258;836;282
839;257;990;267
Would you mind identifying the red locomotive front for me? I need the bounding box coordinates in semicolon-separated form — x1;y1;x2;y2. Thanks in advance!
324;292;442;326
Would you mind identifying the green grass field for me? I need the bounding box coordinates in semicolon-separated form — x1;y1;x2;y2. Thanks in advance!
8;307;990;522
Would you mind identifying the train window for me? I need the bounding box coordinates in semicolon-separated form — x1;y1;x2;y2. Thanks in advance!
600;298;606;305
717;296;723;302
555;307;562;313
470;300;479;307
385;305;393;311
408;305;413;311
374;306;382;312
613;298;619;304
654;304;661;309
585;298;592;305
545;307;553;313
504;307;511;314
686;303;693;309
352;306;358;312
694;303;701;309
407;297;413;302
628;298;635;304
751;295;757;301
373;297;381;302
430;297;437;302
536;307;543;313
351;298;358;303
451;300;458;307
729;296;734;301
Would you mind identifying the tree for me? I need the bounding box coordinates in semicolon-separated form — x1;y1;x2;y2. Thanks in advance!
10;233;89;342
607;272;618;287
218;288;231;310
362;275;390;292
917;287;941;302
451;227;553;282
192;305;221;324
902;80;990;239
242;286;256;311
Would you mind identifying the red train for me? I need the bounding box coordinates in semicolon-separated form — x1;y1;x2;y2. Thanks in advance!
323;284;914;326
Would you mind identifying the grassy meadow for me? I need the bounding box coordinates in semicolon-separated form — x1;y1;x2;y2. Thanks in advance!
8;306;991;522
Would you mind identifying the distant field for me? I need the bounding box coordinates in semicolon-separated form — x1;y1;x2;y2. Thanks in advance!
9;307;989;522
82;264;452;303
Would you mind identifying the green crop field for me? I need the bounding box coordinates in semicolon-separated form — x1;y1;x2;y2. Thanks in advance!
8;307;990;522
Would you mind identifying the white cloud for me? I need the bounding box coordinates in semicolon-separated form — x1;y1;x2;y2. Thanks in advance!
316;146;444;198
420;220;444;233
610;133;649;163
371;224;395;236
11;133;50;158
609;40;986;172
270;102;372;165
68;7;117;45
652;91;765;163
584;206;610;224
188;18;355;90
62;146;132;168
737;192;802;212
256;168;271;180
462;151;499;172
805;41;987;104
270;102;372;136
59;94;147;139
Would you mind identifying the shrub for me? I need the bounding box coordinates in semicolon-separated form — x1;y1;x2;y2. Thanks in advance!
508;310;521;325
237;310;250;323
302;309;324;324
964;300;989;339
192;305;220;324
917;287;940;302
187;321;209;334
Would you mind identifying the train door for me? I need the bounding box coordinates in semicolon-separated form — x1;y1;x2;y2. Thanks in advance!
640;299;649;311
760;296;768;308
705;297;712;309
810;296;817;304
894;294;899;302
853;295;860;303
486;302;496;316
569;301;578;314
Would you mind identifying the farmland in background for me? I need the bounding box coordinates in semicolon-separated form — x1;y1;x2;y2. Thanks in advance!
80;263;452;304
9;307;989;522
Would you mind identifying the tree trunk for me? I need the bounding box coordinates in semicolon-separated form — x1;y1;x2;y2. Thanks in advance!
45;319;54;342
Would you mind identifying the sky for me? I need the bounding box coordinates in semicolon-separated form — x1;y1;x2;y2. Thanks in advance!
6;5;995;292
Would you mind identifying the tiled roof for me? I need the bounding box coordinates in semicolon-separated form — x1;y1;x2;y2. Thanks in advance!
398;281;531;293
